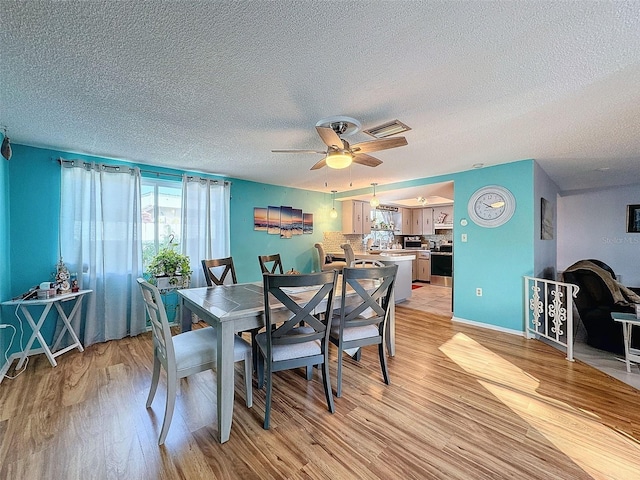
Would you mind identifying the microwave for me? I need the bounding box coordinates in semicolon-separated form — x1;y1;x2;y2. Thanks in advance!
404;238;422;249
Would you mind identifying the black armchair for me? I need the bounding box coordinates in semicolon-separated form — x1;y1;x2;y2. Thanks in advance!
563;259;640;354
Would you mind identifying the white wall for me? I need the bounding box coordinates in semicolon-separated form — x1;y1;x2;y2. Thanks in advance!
534;162;559;278
557;184;640;286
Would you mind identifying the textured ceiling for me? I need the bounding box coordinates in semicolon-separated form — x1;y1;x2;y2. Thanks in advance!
1;1;639;200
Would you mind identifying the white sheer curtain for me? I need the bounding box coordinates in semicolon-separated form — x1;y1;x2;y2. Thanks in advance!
181;176;231;287
59;161;146;346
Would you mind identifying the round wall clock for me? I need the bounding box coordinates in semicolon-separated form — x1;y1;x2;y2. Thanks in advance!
467;185;516;228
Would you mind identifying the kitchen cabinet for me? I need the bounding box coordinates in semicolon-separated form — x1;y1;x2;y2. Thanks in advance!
342;200;372;234
418;258;431;282
411;207;433;235
411;209;423;235
412;257;418;281
401;207;413;235
422;208;434;235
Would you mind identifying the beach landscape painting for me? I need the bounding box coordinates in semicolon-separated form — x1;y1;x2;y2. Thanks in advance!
303;213;313;234
255;205;314;237
267;206;280;235
254;207;268;231
280;206;292;238
292;209;303;235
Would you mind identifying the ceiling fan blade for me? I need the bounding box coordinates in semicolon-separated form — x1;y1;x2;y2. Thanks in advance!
350;136;407;154
310;158;327;170
271;149;326;154
316;126;344;149
353;153;383;167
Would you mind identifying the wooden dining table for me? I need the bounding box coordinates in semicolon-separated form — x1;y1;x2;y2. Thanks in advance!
177;278;395;443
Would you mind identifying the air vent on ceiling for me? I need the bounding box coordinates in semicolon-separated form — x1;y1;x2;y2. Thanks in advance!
363;119;411;138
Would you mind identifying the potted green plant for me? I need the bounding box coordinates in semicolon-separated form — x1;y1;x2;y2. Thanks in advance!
147;243;192;289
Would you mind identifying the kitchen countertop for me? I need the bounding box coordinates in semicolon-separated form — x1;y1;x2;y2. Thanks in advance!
329;251;416;261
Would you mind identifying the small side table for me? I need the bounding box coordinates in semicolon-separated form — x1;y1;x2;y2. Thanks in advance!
2;290;92;368
613;312;640;373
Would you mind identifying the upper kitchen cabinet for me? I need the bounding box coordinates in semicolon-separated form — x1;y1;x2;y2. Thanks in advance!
411;207;434;235
411;208;423;235
400;207;413;235
342;200;372;234
422;208;434;235
433;205;454;229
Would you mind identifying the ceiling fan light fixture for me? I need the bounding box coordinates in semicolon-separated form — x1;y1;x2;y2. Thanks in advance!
363;119;411;138
325;151;352;169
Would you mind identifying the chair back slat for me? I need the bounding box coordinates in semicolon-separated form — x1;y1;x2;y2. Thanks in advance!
202;257;238;286
259;254;284;274
340;265;398;332
263;271;338;349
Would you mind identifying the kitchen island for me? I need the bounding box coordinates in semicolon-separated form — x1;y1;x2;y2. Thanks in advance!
329;250;416;303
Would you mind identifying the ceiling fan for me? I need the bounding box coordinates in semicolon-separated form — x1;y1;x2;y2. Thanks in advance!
271;117;408;170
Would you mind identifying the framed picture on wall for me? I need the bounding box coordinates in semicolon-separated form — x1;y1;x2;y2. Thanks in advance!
303;213;313;234
267;206;280;235
292;208;303;235
254;207;267;231
626;204;640;233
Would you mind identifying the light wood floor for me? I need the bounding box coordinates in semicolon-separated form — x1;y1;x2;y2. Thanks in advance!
2;303;640;479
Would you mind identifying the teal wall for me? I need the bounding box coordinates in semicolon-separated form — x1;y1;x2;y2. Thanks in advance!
1;141;535;372
230;179;342;282
451;161;534;332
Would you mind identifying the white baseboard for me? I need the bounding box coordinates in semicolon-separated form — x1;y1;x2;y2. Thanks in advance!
451;316;525;337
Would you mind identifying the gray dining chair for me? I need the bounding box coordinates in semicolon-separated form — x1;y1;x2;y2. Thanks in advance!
201;257;237;286
137;278;253;445
256;270;338;429
330;264;397;397
258;253;284;274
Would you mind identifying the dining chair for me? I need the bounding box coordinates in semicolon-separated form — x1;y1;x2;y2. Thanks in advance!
201;257;237;286
340;243;355;267
330;264;398;397
314;242;347;272
256;270;338;429
258;253;284;274
137;278;253;445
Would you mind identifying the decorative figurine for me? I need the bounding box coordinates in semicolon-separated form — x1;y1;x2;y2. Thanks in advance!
55;257;72;294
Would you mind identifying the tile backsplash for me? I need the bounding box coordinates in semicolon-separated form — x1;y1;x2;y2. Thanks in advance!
322;232;363;253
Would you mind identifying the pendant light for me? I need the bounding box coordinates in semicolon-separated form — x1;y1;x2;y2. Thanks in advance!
370;183;380;208
329;190;338;218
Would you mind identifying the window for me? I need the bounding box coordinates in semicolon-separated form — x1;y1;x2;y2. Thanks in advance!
141;178;183;271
